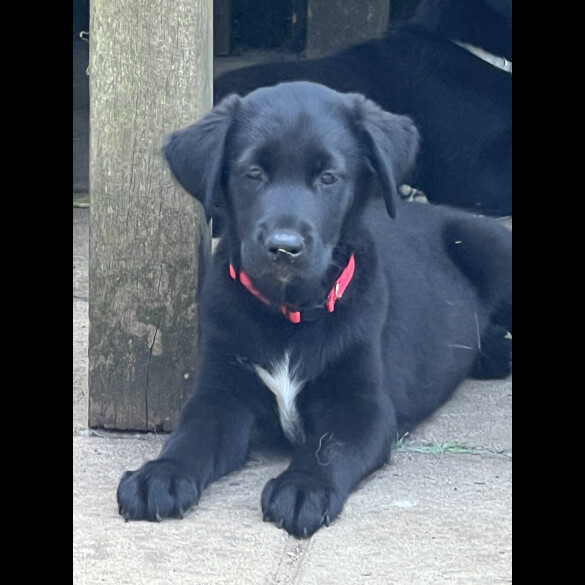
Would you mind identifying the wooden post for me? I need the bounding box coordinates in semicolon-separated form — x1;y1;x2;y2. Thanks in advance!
88;0;213;432
305;0;390;58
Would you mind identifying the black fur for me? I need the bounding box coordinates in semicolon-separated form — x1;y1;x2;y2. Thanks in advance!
214;0;512;216
117;82;512;538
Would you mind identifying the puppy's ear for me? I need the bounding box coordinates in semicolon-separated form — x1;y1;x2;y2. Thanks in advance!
351;94;419;218
163;94;240;221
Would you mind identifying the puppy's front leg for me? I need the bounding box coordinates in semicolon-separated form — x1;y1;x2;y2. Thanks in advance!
261;361;395;538
117;363;257;522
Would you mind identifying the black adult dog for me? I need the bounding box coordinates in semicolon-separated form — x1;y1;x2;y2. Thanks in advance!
117;82;512;538
214;0;512;216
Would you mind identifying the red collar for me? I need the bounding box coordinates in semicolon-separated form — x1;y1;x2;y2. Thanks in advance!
229;253;356;324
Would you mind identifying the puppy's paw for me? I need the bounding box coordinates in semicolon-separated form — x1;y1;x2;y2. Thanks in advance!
261;470;345;538
117;459;199;522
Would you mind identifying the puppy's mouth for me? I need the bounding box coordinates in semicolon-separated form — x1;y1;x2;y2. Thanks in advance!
238;244;351;311
248;266;325;309
267;254;307;284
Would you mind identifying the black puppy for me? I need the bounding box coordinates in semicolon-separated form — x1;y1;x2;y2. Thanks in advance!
214;0;512;216
117;82;512;538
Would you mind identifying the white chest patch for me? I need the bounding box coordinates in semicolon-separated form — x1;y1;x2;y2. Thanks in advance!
253;353;305;443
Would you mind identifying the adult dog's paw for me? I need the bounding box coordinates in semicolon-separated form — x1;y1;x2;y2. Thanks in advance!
117;459;199;522
261;470;345;538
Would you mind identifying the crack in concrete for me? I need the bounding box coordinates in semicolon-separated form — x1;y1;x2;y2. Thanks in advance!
265;535;314;585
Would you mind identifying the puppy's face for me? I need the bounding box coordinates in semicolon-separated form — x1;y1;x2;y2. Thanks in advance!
164;82;419;308
224;91;366;306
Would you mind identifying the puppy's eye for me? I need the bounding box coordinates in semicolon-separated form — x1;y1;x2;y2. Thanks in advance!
320;172;337;185
246;167;264;181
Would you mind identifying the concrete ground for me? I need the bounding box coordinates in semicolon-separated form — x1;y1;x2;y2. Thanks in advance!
73;207;511;584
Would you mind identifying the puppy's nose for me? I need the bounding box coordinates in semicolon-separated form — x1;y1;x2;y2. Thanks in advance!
265;230;305;259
